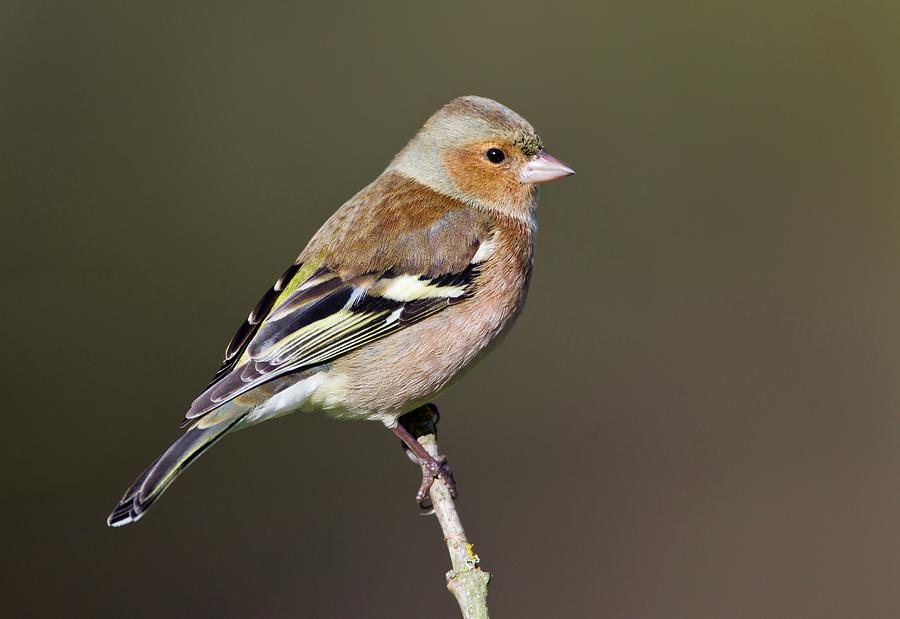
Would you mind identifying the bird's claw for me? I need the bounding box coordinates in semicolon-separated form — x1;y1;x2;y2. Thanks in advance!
416;454;457;509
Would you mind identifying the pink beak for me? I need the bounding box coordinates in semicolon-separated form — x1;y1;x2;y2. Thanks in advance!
518;150;575;184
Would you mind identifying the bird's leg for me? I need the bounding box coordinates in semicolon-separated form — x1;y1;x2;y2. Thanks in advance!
393;404;458;508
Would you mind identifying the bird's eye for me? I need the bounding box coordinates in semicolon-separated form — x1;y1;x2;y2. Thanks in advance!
485;148;506;164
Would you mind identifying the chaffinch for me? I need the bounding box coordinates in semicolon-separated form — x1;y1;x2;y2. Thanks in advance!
108;95;574;526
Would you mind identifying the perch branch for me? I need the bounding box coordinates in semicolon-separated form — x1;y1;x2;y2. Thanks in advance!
399;405;491;619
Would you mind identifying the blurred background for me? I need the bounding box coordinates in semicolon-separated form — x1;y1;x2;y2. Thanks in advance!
3;1;900;617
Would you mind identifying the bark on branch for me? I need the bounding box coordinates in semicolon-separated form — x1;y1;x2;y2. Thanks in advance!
399;405;492;619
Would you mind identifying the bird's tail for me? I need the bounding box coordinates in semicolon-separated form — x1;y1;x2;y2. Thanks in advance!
107;417;240;527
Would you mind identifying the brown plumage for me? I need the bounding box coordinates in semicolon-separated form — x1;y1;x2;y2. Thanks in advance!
108;95;574;526
301;172;493;277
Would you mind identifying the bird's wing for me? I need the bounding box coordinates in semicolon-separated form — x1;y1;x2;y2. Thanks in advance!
185;257;484;421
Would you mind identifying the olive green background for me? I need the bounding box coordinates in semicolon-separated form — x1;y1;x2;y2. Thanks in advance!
3;1;900;617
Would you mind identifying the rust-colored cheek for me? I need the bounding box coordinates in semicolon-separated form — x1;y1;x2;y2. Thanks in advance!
442;150;531;208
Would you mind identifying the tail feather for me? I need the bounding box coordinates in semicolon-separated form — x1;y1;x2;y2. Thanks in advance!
107;419;239;527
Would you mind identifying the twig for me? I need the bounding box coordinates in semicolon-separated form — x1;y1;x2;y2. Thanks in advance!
400;406;492;619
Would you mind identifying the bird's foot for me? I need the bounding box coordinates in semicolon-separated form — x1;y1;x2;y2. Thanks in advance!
394;403;459;510
415;452;457;509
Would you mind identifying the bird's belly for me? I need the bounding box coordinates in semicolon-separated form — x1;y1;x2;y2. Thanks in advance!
316;278;528;422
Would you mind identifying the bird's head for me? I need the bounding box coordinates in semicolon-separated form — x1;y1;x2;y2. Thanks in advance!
391;96;574;219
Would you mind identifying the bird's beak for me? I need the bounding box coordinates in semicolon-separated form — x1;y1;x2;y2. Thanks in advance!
518;151;576;184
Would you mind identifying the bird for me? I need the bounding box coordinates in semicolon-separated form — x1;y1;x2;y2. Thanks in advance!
107;95;574;527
